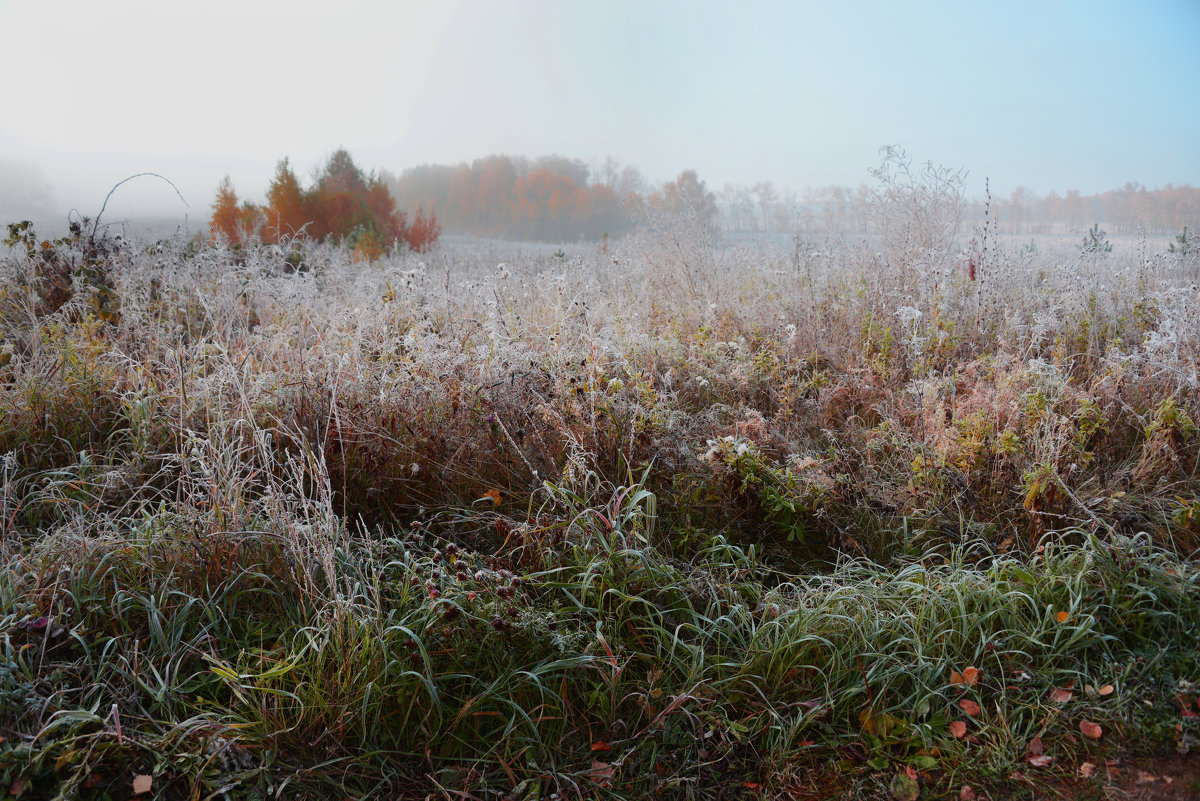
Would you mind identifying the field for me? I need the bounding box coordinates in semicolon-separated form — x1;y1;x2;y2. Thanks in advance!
1;206;1199;800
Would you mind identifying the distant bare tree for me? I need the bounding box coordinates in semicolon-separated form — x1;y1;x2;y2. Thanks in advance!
867;145;966;267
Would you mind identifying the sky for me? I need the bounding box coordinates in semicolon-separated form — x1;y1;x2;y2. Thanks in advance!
1;0;1198;222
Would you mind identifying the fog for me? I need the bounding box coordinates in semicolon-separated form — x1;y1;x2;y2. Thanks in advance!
2;0;1197;229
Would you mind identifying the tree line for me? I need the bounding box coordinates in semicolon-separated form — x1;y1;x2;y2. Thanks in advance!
210;150;440;258
211;151;722;249
720;181;1200;237
210;149;1198;249
381;155;718;241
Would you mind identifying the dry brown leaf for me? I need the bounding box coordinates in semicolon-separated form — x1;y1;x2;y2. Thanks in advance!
1049;687;1073;703
1027;735;1044;755
949;720;967;739
590;740;613;752
1079;762;1096;778
132;774;153;795
586;760;615;784
1079;720;1103;740
958;699;981;716
1027;754;1054;767
950;670;964;685
1098;684;1114;697
1136;771;1158;784
959;786;977;801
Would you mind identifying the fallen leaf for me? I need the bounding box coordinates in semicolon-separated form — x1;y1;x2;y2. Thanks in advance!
958;699;981;716
478;489;502;506
1055;611;1070;623
1079;762;1096;778
586;761;615;785
949;720;967;739
742;783;762;791
1079;720;1102;740
1049;687;1073;703
9;778;26;797
1136;771;1158;784
1027;735;1044;756
959;785;977;801
1098;684;1114;697
950;666;981;687
890;770;919;801
590;740;613;752
133;774;153;795
1027;754;1054;767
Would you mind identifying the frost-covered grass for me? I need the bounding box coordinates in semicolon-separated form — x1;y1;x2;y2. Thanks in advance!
0;212;1198;799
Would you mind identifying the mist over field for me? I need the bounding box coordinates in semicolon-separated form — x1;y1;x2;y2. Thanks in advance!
2;2;1199;800
2;0;1198;234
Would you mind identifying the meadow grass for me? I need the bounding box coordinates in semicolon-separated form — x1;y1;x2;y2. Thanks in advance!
0;212;1198;799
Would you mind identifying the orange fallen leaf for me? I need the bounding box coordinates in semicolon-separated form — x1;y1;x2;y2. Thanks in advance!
1049;687;1073;703
590;740;613;752
1098;684;1114;697
133;774;153;795
948;720;967;739
478;489;502;505
951;666;980;687
1079;720;1102;740
958;699;981;716
1055;610;1070;623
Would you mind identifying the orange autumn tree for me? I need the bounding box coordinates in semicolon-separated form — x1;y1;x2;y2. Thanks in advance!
264;158;307;240
210;151;439;255
209;176;263;245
